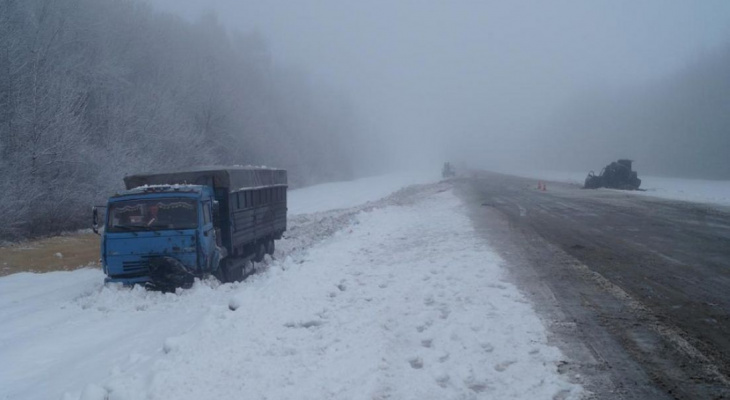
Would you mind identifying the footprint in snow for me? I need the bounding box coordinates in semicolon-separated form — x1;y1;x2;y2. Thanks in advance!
380;319;395;331
467;381;489;393
553;389;573;400
480;342;494;353
421;339;433;348
556;360;570;374
408;356;424;369
416;320;433;333
434;374;450;388
163;336;183;354
438;305;451;319
284;320;323;329
494;360;516;372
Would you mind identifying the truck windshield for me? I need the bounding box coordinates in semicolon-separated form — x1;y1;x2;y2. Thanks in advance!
107;198;198;232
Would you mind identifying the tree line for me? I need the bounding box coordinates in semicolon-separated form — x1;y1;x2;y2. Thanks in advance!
0;0;360;241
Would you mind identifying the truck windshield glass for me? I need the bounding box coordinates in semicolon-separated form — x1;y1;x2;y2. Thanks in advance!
107;198;198;232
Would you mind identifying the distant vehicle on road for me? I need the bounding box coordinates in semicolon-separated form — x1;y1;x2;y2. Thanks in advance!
442;162;456;178
93;166;287;291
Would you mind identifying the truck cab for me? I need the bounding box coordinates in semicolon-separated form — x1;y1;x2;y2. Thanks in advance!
101;185;222;286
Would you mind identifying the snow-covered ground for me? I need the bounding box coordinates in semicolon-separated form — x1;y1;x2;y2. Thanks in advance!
0;173;581;400
513;170;730;207
288;170;436;214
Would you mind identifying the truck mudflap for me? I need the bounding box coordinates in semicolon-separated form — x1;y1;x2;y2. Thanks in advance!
145;256;195;292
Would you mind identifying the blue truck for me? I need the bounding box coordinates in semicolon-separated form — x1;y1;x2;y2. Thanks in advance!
93;166;287;290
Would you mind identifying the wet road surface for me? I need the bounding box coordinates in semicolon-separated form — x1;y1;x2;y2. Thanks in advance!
456;171;730;399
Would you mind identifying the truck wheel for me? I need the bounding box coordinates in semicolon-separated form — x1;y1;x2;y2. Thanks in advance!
227;260;245;283
217;259;244;283
254;242;266;263
147;257;195;292
266;239;275;256
212;264;226;283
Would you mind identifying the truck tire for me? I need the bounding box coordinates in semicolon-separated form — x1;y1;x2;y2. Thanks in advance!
147;256;195;292
212;264;226;283
266;239;275;256
224;259;245;283
254;242;266;263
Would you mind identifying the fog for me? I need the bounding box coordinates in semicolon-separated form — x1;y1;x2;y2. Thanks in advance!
148;0;730;178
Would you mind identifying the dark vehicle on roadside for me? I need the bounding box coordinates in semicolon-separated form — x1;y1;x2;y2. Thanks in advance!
93;166;287;291
584;159;641;190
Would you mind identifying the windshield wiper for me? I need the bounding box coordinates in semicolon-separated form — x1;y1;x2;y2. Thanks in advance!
113;225;139;236
137;225;163;235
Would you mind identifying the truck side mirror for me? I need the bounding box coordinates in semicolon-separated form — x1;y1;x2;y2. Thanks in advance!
92;208;100;235
92;206;106;235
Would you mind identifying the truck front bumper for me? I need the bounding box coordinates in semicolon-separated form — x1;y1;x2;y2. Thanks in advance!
104;275;151;286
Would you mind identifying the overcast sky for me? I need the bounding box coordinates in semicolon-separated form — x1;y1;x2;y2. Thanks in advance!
146;0;730;172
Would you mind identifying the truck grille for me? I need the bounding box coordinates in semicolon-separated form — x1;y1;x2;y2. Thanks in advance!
122;260;149;274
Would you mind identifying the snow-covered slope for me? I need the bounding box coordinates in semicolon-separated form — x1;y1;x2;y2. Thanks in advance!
633;176;730;206
0;173;582;400
288;170;435;214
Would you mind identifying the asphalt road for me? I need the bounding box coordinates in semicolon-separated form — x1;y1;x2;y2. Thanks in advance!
456;171;730;399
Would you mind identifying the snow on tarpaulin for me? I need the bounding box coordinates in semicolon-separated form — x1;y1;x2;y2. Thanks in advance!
0;174;582;400
123;166;287;191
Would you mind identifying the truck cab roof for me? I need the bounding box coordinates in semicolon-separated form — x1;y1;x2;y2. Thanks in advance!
111;184;209;200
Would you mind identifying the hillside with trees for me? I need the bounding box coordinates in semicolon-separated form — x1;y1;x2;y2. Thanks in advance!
0;0;360;240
